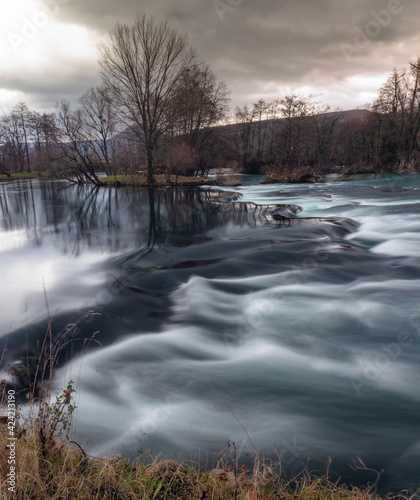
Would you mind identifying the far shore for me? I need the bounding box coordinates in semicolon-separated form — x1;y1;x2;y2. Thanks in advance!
0;172;48;182
98;173;219;187
2;168;418;187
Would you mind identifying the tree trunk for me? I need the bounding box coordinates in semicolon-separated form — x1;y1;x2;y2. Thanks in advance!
146;147;154;185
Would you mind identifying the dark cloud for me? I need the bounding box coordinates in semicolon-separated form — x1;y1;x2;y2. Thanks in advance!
4;0;420;111
2;64;101;111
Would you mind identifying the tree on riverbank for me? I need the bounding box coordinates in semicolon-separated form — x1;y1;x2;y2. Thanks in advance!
166;63;230;175
98;15;196;184
372;58;420;166
52;87;122;185
230;95;339;175
54;100;103;185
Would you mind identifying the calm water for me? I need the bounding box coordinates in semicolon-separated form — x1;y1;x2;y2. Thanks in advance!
1;176;420;493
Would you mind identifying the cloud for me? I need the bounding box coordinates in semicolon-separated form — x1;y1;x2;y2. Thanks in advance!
1;0;420;111
0;0;101;111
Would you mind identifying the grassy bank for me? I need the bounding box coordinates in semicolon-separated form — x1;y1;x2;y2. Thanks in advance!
0;172;48;182
261;161;420;184
99;174;217;187
0;171;216;187
0;412;387;500
0;377;405;500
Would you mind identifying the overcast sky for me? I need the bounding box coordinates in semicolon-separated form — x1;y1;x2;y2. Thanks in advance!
1;0;419;114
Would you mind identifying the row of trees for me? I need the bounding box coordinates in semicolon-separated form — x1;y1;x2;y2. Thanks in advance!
0;103;56;174
229;95;339;173
1;14;420;182
372;60;420;166
0;15;230;184
228;59;420;175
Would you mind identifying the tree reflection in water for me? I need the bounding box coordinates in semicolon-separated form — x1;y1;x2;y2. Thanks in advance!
0;180;299;390
0;180;298;257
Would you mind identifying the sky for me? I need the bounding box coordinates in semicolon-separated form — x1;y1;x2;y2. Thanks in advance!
1;0;420;114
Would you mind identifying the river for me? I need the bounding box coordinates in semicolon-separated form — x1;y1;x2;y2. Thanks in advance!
0;175;419;494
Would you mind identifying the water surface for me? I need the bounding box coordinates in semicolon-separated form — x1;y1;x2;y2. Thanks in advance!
1;176;420;493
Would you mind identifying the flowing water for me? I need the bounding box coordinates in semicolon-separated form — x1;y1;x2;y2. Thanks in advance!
1;175;420;493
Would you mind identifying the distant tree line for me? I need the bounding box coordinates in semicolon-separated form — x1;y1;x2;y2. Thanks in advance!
1;14;420;184
227;58;420;178
0;102;57;175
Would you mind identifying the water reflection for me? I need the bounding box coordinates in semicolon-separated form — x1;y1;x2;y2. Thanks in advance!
0;180;299;257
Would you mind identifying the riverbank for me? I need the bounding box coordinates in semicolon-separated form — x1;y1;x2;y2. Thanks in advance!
260;162;420;184
0;172;50;182
0;415;386;500
99;174;218;187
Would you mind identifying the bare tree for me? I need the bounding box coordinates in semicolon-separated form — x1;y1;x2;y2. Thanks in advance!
0;113;23;172
98;14;195;184
160;141;199;182
233;104;255;172
372;59;420;165
30;111;59;172
311;105;340;167
79;86;121;175
278;93;319;167
231;100;280;173
0;103;35;173
55;100;101;185
13;102;33;172
169;64;229;140
165;64;230;175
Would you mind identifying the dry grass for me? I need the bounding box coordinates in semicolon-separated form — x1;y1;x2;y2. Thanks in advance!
0;419;394;500
0;171;46;182
99;174;217;187
263;166;324;184
330;160;420;181
0;377;395;500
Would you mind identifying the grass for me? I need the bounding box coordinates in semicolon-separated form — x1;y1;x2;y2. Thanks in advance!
0;379;408;500
99;174;217;187
0;171;47;182
0;415;391;500
0;171;215;187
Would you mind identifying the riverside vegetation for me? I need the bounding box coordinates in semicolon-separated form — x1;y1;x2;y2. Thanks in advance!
0;384;392;500
1;15;420;186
